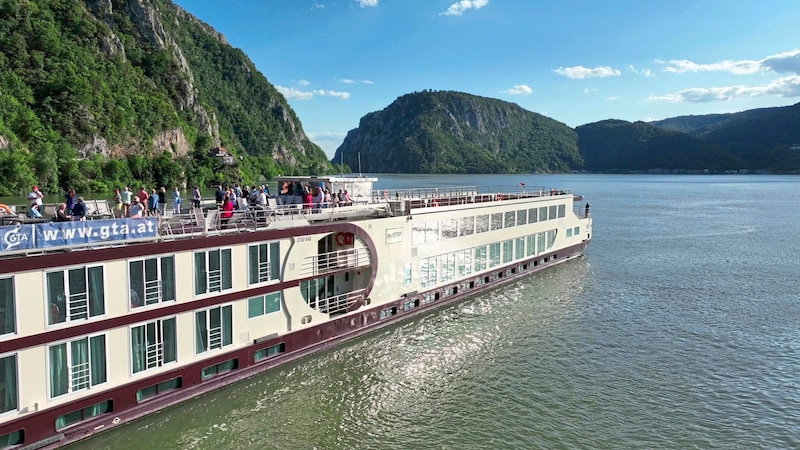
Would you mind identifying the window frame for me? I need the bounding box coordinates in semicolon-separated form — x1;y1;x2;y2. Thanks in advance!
45;265;105;326
130;318;177;375
194;248;233;296
128;254;176;310
47;333;107;399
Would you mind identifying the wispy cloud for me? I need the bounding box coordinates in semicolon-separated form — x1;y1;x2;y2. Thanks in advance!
440;0;489;16
501;84;533;95
628;65;654;77
357;0;378;7
311;3;325;9
297;79;311;87
656;49;800;75
276;86;351;100
648;75;800;103
553;65;621;79
606;96;619;101
583;88;598;94
337;78;374;85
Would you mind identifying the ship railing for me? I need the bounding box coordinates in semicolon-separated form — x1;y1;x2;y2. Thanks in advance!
313;288;365;316
71;361;91;391
145;342;163;369
68;292;90;321
302;247;371;277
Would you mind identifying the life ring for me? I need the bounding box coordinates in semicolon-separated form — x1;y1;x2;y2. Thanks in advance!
335;232;346;247
0;204;11;214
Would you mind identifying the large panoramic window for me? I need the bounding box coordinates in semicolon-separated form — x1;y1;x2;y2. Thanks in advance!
195;305;233;354
46;266;105;325
194;249;232;295
526;234;536;256
131;318;177;373
0;354;17;413
248;242;280;285
489;242;501;267
459;216;474;236
515;237;526;260
0;277;15;336
457;249;472;277
129;256;175;308
421;257;437;287
248;293;281;318
49;335;107;398
474;246;487;272
502;240;513;263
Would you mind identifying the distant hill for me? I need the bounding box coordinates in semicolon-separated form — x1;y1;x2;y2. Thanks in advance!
576;119;747;172
332;90;583;174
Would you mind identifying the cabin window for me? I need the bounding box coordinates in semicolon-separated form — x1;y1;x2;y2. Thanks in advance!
420;257;438;287
504;211;516;228
502;240;513;263
474;246;487;272
558;204;566;218
254;343;285;362
549;205;558;220
439;253;456;283
131;318;177;373
537;232;546;254
538;206;548;221
194;249;232;295
402;262;412;285
248;242;280;285
55;400;112;431
573;226;580;236
46;266;105;325
459;216;474;236
528;208;537;223
136;377;182;402
547;229;557;250
0;354;17;413
526;234;536;256
48;335;107;398
0;277;15;336
515;237;525;260
566;228;573;237
441;218;457;240
248;292;281;318
0;429;22;447
489;243;501;267
195;305;233;354
517;210;527;226
490;213;503;231
475;214;489;233
129;255;175;309
201;358;238;380
457;249;472;277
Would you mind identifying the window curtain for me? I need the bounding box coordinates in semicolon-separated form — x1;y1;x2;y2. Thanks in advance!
269;242;280;281
131;325;145;373
68;268;87;320
222;305;233;346
161;257;176;302
0;278;14;335
87;266;105;317
129;261;144;308
90;335;107;385
195;311;207;353
0;355;17;413
194;252;206;295
222;249;232;290
71;338;89;390
49;344;68;397
144;259;158;305
47;272;66;325
248;245;259;285
162;318;177;364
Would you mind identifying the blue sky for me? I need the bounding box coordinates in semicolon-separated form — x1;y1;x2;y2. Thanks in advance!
172;0;800;158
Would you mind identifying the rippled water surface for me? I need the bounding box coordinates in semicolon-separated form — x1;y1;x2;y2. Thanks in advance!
71;175;800;449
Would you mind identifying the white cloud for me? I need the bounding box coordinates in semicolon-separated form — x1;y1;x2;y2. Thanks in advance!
311;3;325;9
307;132;348;159
297;79;311;86
440;0;489;16
583;88;598;94
553;65;621;79
647;75;800;103
357;0;378;7
606;96;619;101
628;65;654;77
276;86;351;100
501;84;533;95
337;78;374;84
657;49;800;75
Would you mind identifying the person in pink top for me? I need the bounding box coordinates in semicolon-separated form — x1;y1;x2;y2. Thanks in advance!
221;194;235;228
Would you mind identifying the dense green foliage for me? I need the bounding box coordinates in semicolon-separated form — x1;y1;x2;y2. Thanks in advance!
333;90;583;174
0;0;332;196
576;120;747;172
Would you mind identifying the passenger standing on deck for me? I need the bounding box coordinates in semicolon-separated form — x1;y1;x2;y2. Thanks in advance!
137;186;149;215
147;188;159;215
71;197;87;221
172;187;182;214
215;185;225;208
121;186;133;217
221;194;234;228
65;188;76;214
129;197;144;218
28;185;44;207
112;188;122;217
158;187;168;215
192;186;202;209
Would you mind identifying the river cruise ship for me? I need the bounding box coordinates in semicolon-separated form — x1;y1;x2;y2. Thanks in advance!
0;176;591;448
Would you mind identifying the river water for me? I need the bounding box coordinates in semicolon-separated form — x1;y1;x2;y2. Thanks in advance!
69;174;800;449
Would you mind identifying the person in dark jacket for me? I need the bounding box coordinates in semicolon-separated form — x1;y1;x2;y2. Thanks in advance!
71;197;87;221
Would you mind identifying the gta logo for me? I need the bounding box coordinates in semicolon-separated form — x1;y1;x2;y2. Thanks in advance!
2;226;29;251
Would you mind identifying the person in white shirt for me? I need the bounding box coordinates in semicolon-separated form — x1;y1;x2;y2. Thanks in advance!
27;185;44;207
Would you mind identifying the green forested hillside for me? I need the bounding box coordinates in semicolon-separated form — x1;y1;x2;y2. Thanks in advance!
576;120;747;172
0;0;332;196
333;91;582;174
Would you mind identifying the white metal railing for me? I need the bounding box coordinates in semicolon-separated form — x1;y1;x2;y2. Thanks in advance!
209;326;222;350
301;247;371;277
145;342;163;369
144;279;162;305
313;289;365;316
68;292;89;320
71;361;91;391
